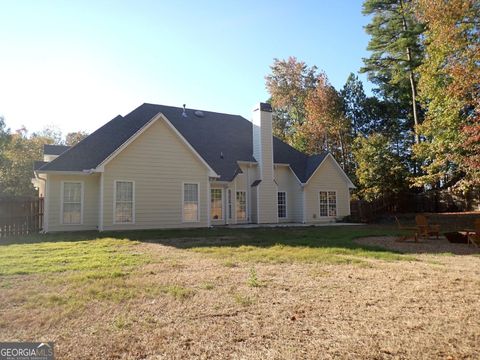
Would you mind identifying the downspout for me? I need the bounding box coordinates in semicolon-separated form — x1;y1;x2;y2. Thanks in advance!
99;172;104;231
207;177;212;227
302;184;307;224
246;165;251;223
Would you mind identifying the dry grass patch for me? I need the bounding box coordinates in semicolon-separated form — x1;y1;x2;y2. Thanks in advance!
355;235;480;255
1;227;480;359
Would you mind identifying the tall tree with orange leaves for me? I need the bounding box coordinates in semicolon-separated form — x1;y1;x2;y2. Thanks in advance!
414;0;480;188
265;57;318;148
301;73;353;174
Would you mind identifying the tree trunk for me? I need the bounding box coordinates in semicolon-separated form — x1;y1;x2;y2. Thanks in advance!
407;61;420;145
400;0;420;145
338;130;347;171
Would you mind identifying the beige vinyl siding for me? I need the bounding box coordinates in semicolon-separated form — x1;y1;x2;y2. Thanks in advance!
37;177;46;198
46;173;99;231
304;156;351;222
274;166;303;222
255;180;278;223
234;172;247;190
292;186;305;223
102;119;209;230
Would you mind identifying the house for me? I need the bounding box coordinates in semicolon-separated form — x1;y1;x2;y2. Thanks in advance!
33;102;355;232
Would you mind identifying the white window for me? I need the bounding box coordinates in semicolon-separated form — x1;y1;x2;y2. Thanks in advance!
319;191;337;217
278;191;287;218
115;181;134;224
236;191;247;221
183;183;199;222
62;181;83;224
227;189;232;220
211;188;223;220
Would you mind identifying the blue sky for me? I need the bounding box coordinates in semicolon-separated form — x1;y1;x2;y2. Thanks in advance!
0;0;372;134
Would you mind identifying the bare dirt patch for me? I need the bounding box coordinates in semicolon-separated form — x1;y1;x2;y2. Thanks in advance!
355;235;480;255
1;241;480;359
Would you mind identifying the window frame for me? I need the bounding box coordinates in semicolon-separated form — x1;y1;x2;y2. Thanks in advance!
318;190;337;217
60;180;84;225
182;182;200;223
227;189;232;220
277;191;287;219
113;180;135;225
236;190;247;221
210;188;224;221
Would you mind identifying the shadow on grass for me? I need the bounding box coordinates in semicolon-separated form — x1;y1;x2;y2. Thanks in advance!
4;225;480;265
3;224;478;257
1;225;406;254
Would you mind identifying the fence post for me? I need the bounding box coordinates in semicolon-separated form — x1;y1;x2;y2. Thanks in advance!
0;196;43;239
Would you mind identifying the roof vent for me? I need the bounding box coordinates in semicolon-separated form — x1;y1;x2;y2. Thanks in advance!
194;110;204;118
182;104;188;118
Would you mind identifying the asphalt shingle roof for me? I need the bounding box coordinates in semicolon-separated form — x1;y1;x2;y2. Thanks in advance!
33;161;48;170
43;144;71;155
38;103;329;183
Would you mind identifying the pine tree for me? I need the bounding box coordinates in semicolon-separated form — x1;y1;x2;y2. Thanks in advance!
340;73;367;136
361;0;425;144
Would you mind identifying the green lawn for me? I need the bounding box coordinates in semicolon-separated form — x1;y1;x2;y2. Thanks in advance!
0;238;146;276
182;225;413;263
0;225;410;276
0;225;408;311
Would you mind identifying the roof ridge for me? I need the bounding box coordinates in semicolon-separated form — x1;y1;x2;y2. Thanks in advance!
43;144;70;148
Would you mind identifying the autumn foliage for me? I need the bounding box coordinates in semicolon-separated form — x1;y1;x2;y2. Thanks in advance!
415;0;480;186
265;58;353;175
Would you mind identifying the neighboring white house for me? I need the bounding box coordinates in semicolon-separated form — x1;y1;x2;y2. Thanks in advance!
33;102;355;232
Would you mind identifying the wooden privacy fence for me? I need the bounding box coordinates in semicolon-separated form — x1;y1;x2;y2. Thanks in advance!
0;197;44;238
350;196;397;223
350;190;479;223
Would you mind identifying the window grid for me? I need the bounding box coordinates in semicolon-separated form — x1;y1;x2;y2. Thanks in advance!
228;189;232;220
328;191;337;217
183;183;199;222
211;188;223;220
236;191;247;221
63;182;82;224
278;192;287;218
319;191;336;217
115;181;134;223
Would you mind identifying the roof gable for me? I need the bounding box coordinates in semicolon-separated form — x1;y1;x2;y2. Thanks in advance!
305;153;356;188
36;103;346;184
95;112;218;177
